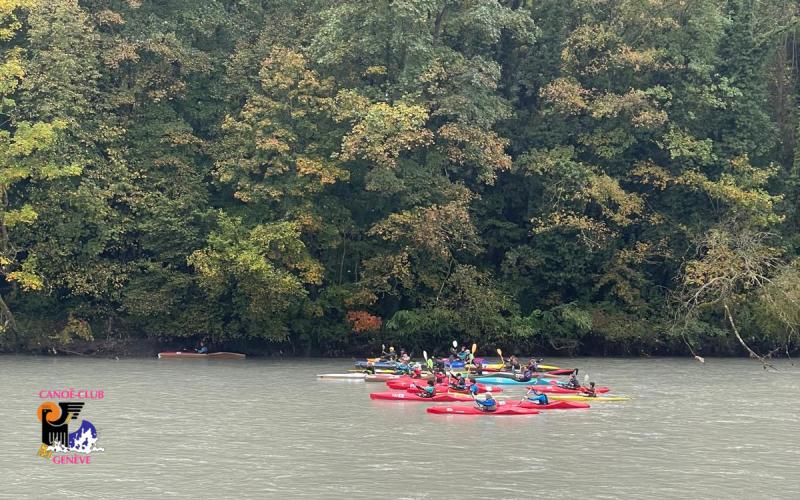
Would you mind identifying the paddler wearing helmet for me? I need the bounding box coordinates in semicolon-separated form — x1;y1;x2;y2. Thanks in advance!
467;377;480;397
449;372;466;391
581;382;597;397
526;388;549;405
474;392;497;412
414;379;436;399
566;372;580;389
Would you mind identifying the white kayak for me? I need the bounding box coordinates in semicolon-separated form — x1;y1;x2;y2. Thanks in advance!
317;373;367;380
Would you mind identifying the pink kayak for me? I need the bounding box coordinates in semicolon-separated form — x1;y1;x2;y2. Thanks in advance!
527;385;610;394
402;384;504;394
386;378;503;393
389;382;504;394
480;367;576;376
370;391;474;402
427;406;540;416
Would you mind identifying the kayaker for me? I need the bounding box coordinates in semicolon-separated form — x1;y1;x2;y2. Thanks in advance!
396;361;411;375
508;355;521;373
412;364;424;379
457;346;469;362
450;372;467;391
515;366;533;382
382;346;397;361
581;382;597;397
526;388;549;405
414;380;437;398
195;339;208;354
399;349;411;364
434;369;447;384
527;358;539;372
566;372;581;389
467;377;480;396
474;392;497;412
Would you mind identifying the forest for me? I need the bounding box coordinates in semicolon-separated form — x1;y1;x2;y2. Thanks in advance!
1;0;800;358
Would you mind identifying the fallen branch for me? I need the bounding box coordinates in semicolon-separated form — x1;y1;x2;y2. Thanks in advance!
724;303;777;371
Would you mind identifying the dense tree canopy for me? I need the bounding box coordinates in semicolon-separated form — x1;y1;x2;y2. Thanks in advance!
1;0;799;358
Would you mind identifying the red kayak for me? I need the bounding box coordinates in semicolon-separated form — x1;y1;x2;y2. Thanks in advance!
527;385;610;394
370;391;473;402
386;378;503;393
389;382;503;394
511;400;590;410
427;406;540;416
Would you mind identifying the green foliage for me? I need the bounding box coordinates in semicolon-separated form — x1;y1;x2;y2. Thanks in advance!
1;0;799;356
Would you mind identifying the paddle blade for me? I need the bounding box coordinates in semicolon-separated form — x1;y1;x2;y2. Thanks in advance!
423;350;428;361
496;348;503;359
471;343;477;354
452;340;458;348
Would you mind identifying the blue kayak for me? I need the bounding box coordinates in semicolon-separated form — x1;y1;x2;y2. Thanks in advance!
474;376;557;386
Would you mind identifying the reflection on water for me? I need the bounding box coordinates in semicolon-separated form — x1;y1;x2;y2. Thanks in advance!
2;356;799;499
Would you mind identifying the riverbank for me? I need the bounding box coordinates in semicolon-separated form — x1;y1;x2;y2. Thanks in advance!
1;335;796;363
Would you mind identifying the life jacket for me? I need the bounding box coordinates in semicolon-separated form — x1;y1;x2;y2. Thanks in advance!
480;399;497;411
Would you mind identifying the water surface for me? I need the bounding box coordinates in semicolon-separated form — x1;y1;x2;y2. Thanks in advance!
2;356;798;499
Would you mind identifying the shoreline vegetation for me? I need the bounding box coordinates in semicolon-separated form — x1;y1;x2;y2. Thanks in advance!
0;335;794;360
1;2;800;362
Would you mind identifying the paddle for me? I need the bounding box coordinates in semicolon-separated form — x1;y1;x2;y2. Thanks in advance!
468;342;477;370
423;350;434;376
496;348;504;370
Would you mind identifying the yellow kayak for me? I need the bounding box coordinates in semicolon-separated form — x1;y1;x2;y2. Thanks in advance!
548;394;630;402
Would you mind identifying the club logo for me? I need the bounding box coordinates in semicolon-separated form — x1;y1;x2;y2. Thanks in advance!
36;389;105;464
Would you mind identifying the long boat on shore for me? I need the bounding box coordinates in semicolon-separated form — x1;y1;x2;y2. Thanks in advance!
157;351;246;360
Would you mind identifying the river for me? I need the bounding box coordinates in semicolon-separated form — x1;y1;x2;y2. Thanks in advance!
2;356;798;499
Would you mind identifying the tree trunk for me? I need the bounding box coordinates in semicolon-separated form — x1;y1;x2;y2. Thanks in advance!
0;292;19;334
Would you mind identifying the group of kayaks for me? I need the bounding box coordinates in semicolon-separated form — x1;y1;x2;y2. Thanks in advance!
319;348;631;416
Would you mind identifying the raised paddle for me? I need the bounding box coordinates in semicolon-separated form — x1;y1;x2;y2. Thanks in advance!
467;343;477;370
496;348;504;368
